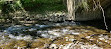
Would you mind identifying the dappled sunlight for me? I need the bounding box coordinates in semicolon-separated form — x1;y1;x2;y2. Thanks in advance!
0;0;111;49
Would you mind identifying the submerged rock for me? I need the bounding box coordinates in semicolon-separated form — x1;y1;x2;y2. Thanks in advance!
49;34;103;49
0;40;16;49
0;25;111;49
31;38;52;49
14;40;28;49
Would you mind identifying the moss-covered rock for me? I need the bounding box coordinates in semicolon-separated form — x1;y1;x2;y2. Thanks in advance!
30;38;52;49
0;40;16;49
14;40;28;49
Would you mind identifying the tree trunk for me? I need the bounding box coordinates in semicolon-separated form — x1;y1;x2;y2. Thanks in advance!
67;0;75;20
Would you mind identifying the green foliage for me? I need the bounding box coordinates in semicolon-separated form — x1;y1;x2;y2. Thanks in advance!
21;0;62;7
75;0;89;11
81;2;89;11
0;1;4;10
22;0;62;3
21;0;66;13
0;0;66;14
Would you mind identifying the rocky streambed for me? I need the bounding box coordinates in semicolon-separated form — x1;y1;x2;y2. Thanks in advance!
0;22;111;49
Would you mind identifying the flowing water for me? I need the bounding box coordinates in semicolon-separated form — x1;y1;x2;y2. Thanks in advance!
0;19;111;38
0;19;111;49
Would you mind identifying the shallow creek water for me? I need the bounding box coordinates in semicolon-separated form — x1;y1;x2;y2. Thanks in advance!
0;20;111;49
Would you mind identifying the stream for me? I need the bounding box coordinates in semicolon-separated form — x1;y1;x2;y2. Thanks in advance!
0;19;111;38
0;19;111;49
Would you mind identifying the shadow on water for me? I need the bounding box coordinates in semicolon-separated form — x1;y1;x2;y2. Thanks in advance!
0;18;111;36
79;18;111;32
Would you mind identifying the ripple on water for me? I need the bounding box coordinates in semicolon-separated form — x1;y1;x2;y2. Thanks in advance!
1;25;109;49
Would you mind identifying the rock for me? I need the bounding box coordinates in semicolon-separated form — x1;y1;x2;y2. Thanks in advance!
49;34;75;49
14;40;28;49
31;38;52;49
0;25;111;49
0;40;16;49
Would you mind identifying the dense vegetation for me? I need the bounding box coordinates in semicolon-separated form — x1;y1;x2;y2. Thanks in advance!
0;0;66;14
